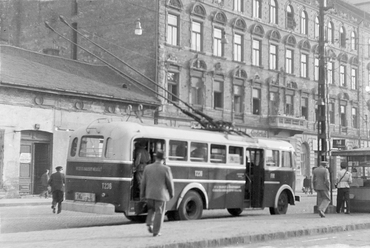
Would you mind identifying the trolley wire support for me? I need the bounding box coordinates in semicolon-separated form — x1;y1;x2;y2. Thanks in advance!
46;17;252;138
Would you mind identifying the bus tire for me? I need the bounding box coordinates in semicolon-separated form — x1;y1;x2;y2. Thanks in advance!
166;210;180;221
227;208;243;216
269;191;288;215
178;191;203;220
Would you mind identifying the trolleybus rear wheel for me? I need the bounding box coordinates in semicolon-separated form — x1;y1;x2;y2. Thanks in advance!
227;208;243;216
178;191;203;220
269;191;288;215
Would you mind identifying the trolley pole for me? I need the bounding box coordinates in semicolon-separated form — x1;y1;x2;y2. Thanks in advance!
317;0;327;165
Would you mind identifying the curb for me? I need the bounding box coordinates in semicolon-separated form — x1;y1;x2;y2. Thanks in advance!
0;201;50;207
143;222;370;248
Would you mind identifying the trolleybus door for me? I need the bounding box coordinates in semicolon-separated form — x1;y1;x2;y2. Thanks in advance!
246;148;264;208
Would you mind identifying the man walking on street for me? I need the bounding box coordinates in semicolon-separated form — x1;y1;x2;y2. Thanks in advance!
140;151;174;237
48;166;66;214
336;162;352;214
39;169;50;198
313;161;331;218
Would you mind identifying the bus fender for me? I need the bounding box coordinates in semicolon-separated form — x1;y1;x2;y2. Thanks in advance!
176;183;208;209
274;184;295;207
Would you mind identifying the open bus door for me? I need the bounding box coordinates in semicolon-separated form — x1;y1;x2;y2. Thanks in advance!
246;148;264;208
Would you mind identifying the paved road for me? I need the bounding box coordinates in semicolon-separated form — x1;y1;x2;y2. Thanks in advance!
1;196;315;233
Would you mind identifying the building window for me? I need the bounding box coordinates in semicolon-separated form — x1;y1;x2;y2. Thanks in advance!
300;54;308;78
191;21;202;52
286;5;295;29
269;91;279;115
234;0;243;12
285;49;293;74
285;95;294;116
340;26;346;48
252;39;261;66
351;31;357;50
234;85;243;113
213;81;223;109
269;0;277;24
314;58;319;81
327;21;334;44
167;71;179;102
301;97;308;120
300;11;308;35
340;65;346;87
315;16;319;39
352;107;358;128
351;68;358;90
269;44;278;70
234;33;243;62
340;105;347;127
213;27;224;57
252;88;261;115
167;13;179;46
253;0;262;18
327;62;333;85
329;102;335;124
191;78;204;106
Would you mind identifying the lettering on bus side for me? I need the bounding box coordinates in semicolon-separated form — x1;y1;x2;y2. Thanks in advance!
102;182;112;190
76;166;103;172
212;185;242;193
195;170;203;177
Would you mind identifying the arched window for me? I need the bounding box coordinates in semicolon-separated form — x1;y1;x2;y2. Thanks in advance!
269;0;278;24
351;31;357;50
340;26;346;48
327;21;334;44
314;16;319;40
300;11;308;35
286;5;295;29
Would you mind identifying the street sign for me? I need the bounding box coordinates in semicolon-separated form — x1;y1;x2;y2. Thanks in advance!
333;139;346;149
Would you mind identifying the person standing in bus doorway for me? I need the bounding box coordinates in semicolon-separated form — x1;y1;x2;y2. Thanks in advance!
133;140;151;199
313;161;331;218
336;162;352;214
140;151;174;237
48;166;66;214
39;169;50;198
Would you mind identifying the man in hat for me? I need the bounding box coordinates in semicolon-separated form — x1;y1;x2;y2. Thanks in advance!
313;161;331;218
48;166;66;214
140;151;174;237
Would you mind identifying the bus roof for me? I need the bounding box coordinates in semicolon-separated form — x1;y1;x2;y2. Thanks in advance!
73;121;294;150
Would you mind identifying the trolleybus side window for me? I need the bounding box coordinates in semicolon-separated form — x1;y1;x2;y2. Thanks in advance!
210;144;226;163
105;137;114;158
70;138;78;157
168;140;188;161
190;142;208;162
265;149;279;167
281;151;292;168
228;146;243;165
79;136;104;157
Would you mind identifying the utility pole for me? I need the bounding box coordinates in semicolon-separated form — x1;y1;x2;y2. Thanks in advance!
317;0;327;164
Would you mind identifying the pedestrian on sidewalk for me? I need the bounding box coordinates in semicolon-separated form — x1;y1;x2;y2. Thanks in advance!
48;166;66;214
39;169;50;198
336;162;352;214
313;161;331;218
140;151;174;237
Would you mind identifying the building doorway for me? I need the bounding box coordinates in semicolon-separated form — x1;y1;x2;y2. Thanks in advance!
19;131;52;195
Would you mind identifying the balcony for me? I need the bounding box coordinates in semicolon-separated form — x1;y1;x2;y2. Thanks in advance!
268;115;308;136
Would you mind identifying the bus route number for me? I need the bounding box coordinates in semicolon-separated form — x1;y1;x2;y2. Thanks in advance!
195;170;203;177
102;182;112;190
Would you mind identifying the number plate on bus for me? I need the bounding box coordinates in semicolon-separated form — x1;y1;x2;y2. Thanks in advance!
75;192;96;202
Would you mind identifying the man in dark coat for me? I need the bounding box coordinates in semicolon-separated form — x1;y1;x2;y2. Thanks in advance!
140;151;174;237
48;166;66;214
313;161;331;218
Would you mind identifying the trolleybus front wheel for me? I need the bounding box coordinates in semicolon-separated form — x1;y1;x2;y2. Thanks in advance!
178;191;203;220
227;208;243;216
269;191;288;215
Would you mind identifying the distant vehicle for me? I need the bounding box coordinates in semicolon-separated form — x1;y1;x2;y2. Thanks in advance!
332;148;370;213
64;120;299;221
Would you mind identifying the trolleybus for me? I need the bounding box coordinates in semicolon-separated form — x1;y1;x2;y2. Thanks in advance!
64;120;299;221
331;148;370;212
